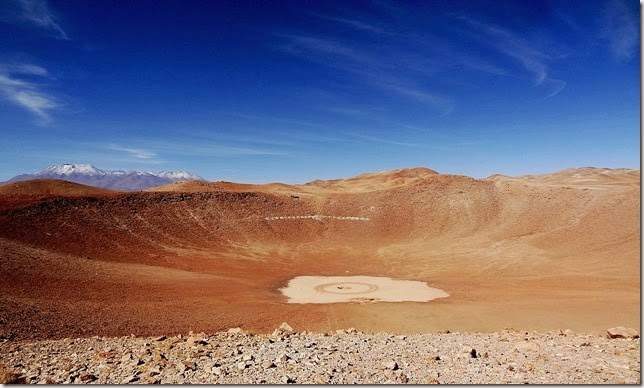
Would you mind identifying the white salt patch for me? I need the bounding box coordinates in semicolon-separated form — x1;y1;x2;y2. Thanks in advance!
280;275;448;304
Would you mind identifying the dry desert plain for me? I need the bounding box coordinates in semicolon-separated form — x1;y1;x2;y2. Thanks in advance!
0;167;640;383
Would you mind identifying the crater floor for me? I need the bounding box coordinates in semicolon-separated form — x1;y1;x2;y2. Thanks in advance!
280;275;449;304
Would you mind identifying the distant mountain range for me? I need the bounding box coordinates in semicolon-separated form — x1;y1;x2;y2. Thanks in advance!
6;164;203;191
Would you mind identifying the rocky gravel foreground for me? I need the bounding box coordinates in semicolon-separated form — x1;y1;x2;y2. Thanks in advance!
0;325;640;384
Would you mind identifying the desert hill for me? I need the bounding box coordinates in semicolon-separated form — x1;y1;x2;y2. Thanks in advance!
488;167;640;188
302;167;440;193
0;179;115;196
147;167;441;195
0;166;639;340
0;179;117;211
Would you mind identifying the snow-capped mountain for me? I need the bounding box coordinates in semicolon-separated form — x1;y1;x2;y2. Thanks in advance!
41;164;106;176
6;164;204;191
156;170;201;180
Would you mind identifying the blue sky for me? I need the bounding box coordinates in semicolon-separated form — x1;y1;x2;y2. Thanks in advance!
0;0;639;182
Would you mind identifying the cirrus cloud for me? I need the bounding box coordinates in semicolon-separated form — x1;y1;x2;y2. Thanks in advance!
0;63;60;123
2;0;69;40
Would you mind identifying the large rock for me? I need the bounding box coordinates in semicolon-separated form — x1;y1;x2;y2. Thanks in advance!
607;327;639;339
187;335;208;346
272;322;294;337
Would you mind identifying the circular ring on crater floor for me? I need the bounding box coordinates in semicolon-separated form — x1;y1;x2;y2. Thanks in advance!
314;282;379;295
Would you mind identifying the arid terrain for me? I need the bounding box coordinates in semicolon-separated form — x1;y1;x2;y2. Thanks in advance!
0;327;640;384
0;167;639;340
0;166;639;383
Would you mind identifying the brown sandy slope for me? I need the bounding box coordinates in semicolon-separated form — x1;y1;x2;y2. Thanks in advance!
0;167;639;340
303;167;440;193
0;179;116;196
0;179;117;211
149;180;301;196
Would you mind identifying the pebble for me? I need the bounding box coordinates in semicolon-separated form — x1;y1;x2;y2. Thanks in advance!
385;361;399;370
0;328;639;384
607;327;639;339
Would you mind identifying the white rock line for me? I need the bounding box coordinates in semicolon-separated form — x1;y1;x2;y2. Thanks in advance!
265;214;370;221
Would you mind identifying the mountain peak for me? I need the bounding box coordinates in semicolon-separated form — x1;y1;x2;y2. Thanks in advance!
42;164;105;176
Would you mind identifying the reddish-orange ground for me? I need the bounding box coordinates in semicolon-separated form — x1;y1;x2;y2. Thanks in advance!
0;167;639;340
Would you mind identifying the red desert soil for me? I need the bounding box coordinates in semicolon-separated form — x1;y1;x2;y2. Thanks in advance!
0;179;117;211
0;167;639;340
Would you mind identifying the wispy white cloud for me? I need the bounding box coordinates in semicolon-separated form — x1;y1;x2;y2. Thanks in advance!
321;5;508;78
271;129;347;144
278;33;369;63
601;0;637;61
276;34;453;114
0;63;59;123
555;10;583;34
456;16;566;98
203;132;295;147
225;111;323;128
455;57;507;77
161;115;346;146
312;13;389;35
457;16;549;85
6;0;69;39
348;132;420;147
139;139;290;158
323;106;368;117
108;145;158;160
2;63;49;76
99;138;289;165
543;78;567;99
377;80;454;115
